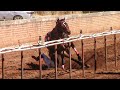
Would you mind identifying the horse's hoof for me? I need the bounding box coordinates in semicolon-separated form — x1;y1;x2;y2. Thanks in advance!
85;64;90;68
80;64;90;69
61;65;65;70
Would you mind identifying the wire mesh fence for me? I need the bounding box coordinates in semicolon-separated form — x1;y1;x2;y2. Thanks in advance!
1;11;120;79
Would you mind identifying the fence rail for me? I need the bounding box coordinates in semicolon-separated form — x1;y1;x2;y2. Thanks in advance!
1;28;120;79
0;29;120;54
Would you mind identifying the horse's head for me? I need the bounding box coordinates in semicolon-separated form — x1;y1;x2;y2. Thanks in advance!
56;18;71;35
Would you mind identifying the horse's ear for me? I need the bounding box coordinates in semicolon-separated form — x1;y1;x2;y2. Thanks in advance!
63;17;65;20
56;18;59;24
57;18;59;21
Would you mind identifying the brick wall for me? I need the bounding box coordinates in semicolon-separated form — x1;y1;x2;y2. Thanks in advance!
1;11;120;48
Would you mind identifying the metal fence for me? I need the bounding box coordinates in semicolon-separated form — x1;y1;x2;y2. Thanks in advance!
0;27;120;79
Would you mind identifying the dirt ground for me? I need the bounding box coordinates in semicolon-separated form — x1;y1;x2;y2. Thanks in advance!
1;34;120;79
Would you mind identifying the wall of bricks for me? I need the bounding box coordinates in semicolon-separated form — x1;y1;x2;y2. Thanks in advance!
1;11;120;48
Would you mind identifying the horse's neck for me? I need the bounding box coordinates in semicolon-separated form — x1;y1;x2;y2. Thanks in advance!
51;27;61;38
49;28;58;40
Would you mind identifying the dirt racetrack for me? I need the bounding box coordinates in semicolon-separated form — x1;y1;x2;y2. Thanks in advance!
1;34;120;79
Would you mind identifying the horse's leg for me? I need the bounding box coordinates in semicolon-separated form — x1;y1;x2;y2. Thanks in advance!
48;46;56;67
70;42;90;68
61;50;65;69
57;50;65;69
62;34;90;68
57;54;62;68
55;46;64;67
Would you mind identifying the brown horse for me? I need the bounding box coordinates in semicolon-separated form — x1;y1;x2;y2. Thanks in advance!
45;18;89;69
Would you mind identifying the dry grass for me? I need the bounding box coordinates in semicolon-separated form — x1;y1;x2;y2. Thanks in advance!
33;11;105;16
34;11;82;15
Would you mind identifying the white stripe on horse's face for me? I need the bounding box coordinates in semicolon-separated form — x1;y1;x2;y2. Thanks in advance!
63;21;67;28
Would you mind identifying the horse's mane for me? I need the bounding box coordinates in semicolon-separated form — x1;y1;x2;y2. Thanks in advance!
45;18;70;42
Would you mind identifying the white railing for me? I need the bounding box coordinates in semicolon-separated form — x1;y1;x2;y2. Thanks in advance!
0;29;120;54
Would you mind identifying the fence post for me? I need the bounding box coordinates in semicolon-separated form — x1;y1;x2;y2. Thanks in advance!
81;39;85;78
94;37;97;77
104;36;107;70
110;27;117;67
80;30;82;37
38;48;42;79
55;45;58;79
80;30;85;78
114;34;117;67
69;42;72;79
2;54;4;79
38;36;42;79
21;51;23;79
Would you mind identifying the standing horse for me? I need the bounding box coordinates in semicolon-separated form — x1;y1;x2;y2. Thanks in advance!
45;18;89;69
